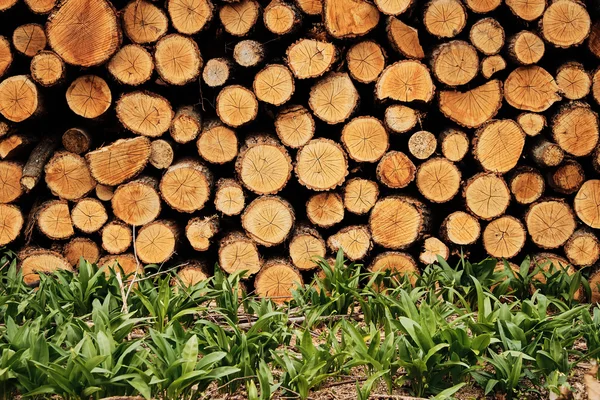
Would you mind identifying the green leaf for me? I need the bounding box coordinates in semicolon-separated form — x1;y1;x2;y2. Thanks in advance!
182;335;199;375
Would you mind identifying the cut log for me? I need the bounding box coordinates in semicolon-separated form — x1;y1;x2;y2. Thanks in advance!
95;185;114;202
99;253;140;278
564;229;600;267
369;196;428;250
574;180;600;229
419;236;449;265
370;251;418;286
483;216;526;259
548;160;585;195
233;40;264;68
134;220;177;264
216;85;258;127
376;61;434;102
375;0;411;15
111;177;161;226
196;120;238;164
12;23;46;57
108;45;154;86
0;75;39;122
525;199;576;249
431;40;478;86
473;119;525;173
186;215;219;251
309;73;359;124
102;221;132;254
253;64;295;106
30;50;64;87
328;225;372;261
593;68;600;106
464;0;500;13
531;139;564;168
464;173;510;220
541;0;590;48
556;62;590;100
384;105;419;134
47;0;120;66
423;0;466;38
508;31;545;65
386;17;424;59
441;211;480;246
66;75;112;119
116;91;174;137
295;138;348;191
469;18;504;56
62;128;91;154
218;231;261;276
416;157;461;203
214;178;245;216
85;137;151;186
263;0;299;35
159;159;212;213
236;135;292;195
167;0;213;35
19;248;71;286
174;262;209;287
481;55;506;79
274;105;315;148
155;34;202;86
323;0;379;39
0;161;22;203
341;116;389;163
203;58;232;88
295;0;321;15
149;139;174;169
37;199;74;240
439;80;502;128
551;102;599;157
0;204;22;245
343;178;378;215
170;106;201;144
509;167;545;205
408;131;436;160
289;224;325;270
504;66;560;112
25;0;57;14
44;151;95;200
21;137;57;192
122;0;168;44
589;22;600;58
346;40;386;83
242;195;294;246
376;151;416;189
0;36;12;78
219;0;260;36
64;237;100;266
71;197;108;233
306;192;344;228
440;129;469;162
517;113;546;136
255;258;302;303
506;0;546;21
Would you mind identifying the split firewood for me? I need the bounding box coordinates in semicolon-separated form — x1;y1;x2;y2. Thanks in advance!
386;17;424;59
439;80;502;128
517;113;546;137
481;55;506;79
86;137;152;186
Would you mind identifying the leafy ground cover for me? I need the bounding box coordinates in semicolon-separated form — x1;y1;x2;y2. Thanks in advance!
1;249;599;400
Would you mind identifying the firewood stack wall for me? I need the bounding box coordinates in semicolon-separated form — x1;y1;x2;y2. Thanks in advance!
0;0;600;301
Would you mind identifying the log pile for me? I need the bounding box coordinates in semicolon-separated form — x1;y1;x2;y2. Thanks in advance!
0;0;600;302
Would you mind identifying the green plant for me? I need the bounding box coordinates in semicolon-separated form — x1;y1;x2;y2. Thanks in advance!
471;350;534;399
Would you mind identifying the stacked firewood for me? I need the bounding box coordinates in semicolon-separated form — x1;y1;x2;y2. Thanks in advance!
0;0;599;302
